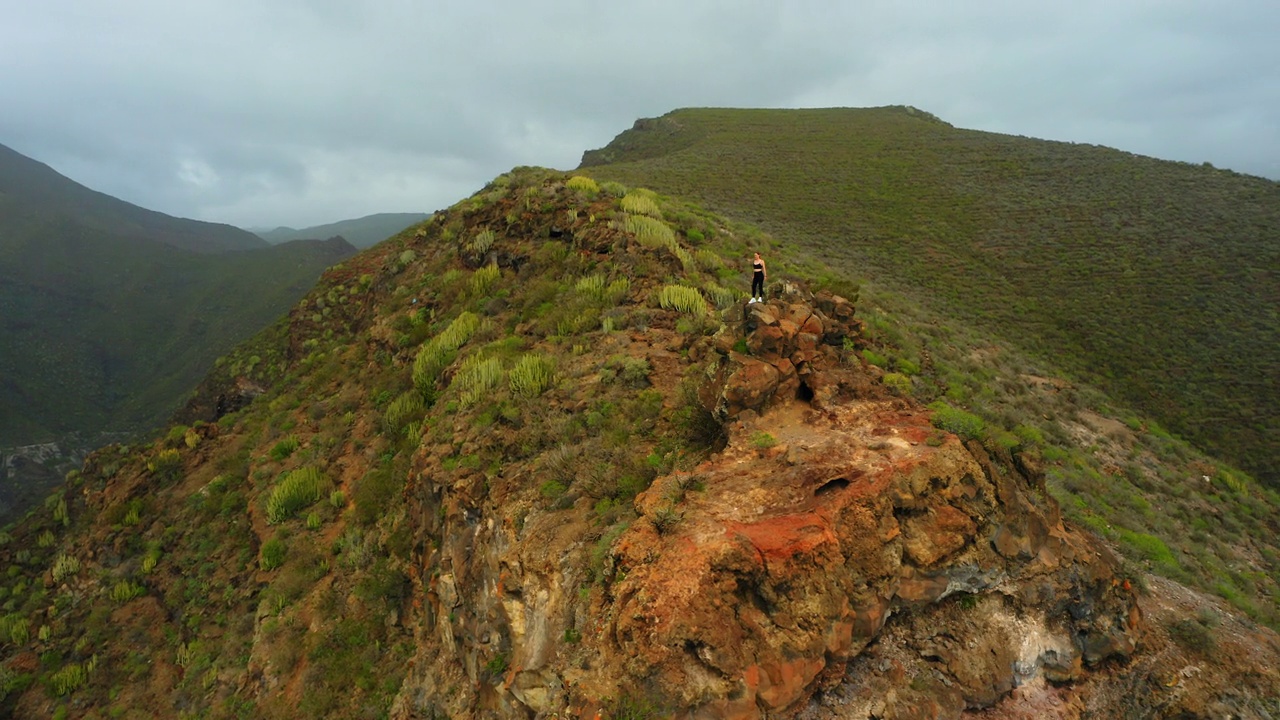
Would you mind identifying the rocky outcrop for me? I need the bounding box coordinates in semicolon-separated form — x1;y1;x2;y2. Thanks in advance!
396;288;1143;720
704;284;866;418
570;404;1137;719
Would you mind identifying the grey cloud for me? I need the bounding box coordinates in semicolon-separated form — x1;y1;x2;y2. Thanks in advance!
2;0;1276;227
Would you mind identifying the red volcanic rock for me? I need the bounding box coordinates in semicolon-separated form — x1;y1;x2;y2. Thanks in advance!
722;360;780;414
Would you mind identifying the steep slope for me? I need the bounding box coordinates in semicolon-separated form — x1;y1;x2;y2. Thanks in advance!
1;170;1275;719
0;142;265;254
0;144;359;508
0;233;356;445
255;213;431;249
577;107;1280;485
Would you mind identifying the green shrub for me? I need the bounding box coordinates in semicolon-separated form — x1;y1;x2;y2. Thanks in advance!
471;264;500;296
566;175;600;196
861;349;889;368
147;449;182;477
540;480;568;499
49;662;87;696
141;548;161;574
353;466;399;525
652;504;683;535
882;372;912;396
0;614;29;644
601;356;651;388
751;432;778;449
412;312;482;390
384;391;426;432
702;283;737;308
576;275;630;306
621;191;662;218
51;554;80;583
266;467;328;523
657;285;708;316
600;180;628;197
927;401;986;441
269;436;300;461
1118;528;1178;568
455;354;504;407
624;214;676;250
510;354;555;398
1167;617;1215;655
108;581;144;603
259;538;287;571
695;248;721;271
469;229;496;258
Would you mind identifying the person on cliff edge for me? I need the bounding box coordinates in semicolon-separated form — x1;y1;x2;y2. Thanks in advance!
749;252;767;303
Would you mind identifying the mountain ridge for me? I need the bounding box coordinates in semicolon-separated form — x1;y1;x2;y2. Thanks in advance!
0;142;266;254
253;212;431;249
0;169;1275;718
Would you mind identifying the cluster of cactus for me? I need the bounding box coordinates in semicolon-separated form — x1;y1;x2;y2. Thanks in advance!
384;391;426;432
51;553;80;583
413;312;482;390
703;283;737;309
266;467;327;524
456;355;504;407
471;264;500;295
510;354;555;398
566;175;599;196
50;661;90;696
468;229;496;258
108;580;144;603
147;449;182;476
0;614;29;644
657;285;708;316
624;214;676;251
620;191;662;218
575;274;630;306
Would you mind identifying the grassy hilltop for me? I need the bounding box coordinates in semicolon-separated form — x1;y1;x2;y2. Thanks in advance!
579;106;1280;485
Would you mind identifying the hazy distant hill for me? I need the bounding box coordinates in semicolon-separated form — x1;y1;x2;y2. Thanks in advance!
579;107;1280;484
0;142;357;453
0;142;266;254
255;212;430;249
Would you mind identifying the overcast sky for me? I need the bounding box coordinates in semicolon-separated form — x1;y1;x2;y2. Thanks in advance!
2;0;1277;229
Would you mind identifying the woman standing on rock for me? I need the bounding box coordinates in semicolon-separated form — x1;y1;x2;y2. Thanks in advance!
750;252;767;303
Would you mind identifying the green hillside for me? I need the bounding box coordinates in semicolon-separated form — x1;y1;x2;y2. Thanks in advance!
579;107;1280;484
255;213;430;249
0;169;1275;717
0;143;359;450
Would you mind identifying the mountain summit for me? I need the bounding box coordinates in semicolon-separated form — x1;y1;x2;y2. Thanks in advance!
578;107;1280;486
1;169;1274;718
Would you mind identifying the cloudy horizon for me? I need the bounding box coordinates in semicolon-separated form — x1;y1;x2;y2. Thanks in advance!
3;0;1277;229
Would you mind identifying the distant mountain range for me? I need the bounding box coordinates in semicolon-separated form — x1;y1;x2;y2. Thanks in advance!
0;142;357;466
253;213;430;249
